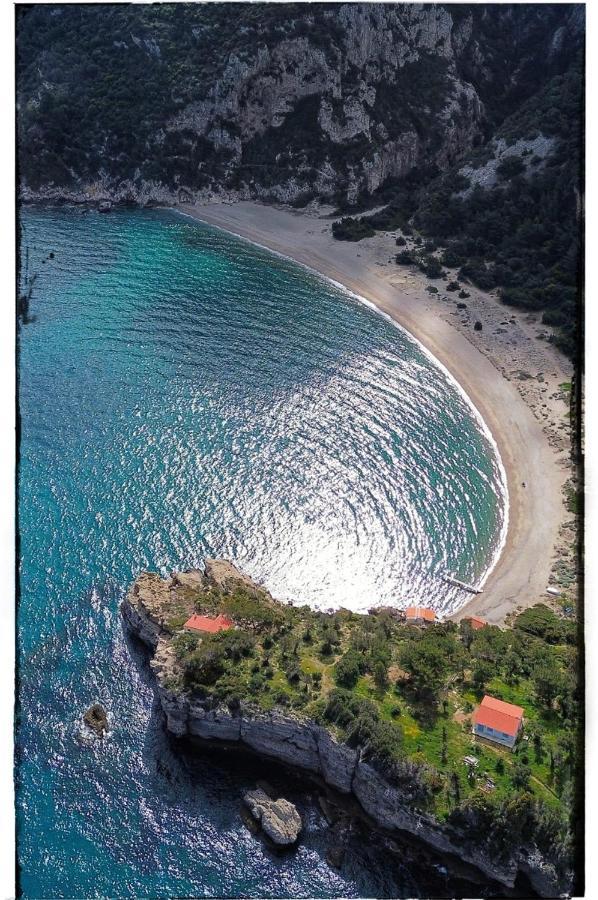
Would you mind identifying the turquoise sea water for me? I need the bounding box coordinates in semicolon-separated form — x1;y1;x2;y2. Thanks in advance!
17;207;506;898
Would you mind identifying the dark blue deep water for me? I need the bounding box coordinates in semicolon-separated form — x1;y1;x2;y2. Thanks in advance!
17;207;506;898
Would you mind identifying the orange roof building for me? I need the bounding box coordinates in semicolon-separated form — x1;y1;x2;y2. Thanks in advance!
405;606;436;624
183;614;233;634
465;616;487;630
472;695;524;748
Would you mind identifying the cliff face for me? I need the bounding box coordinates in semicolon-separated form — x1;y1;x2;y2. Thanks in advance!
120;562;564;895
17;3;582;206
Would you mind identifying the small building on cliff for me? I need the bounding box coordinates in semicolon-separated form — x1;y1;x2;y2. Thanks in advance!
183;613;233;634
405;606;436;626
463;615;487;630
472;695;524;749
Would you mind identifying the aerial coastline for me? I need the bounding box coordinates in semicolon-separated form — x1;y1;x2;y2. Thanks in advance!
179;200;573;624
15;4;584;897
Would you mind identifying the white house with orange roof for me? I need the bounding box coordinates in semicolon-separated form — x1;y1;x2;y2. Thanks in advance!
472;695;524;749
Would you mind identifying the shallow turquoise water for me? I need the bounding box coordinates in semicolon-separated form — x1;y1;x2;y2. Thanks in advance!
17;206;505;898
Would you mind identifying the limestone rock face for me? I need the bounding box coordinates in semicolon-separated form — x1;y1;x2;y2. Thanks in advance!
19;5;583;206
243;788;302;846
203;558;263;592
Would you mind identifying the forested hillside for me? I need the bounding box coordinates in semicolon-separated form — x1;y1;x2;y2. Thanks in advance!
17;3;583;353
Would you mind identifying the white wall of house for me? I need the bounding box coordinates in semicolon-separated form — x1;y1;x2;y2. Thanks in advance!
473;722;518;748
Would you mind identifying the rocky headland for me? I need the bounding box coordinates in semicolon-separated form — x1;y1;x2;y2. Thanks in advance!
121;559;569;896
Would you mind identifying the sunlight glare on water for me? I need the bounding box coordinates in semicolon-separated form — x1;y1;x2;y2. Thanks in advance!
16;206;506;898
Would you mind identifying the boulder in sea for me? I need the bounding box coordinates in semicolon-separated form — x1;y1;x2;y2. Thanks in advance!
242;788;302;846
83;703;109;737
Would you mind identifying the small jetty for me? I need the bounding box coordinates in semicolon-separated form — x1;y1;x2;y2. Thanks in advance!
443;575;483;594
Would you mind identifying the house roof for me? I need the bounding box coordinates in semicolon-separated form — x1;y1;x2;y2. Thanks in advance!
183;614;233;634
473;695;524;736
405;606;436;621
466;616;487;630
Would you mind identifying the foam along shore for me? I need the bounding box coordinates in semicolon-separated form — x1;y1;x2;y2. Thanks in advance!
177;201;572;624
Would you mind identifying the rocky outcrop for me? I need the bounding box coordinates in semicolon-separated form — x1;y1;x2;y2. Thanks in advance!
457;134;557;197
83;703;109;737
120;563;565;895
17;4;583;206
242;788;302;846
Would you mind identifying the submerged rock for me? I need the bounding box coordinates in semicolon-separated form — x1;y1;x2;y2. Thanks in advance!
83;703;108;737
242;788;302;846
326;845;345;869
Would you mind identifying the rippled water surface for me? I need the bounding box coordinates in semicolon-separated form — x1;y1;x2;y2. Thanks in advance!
17;207;505;898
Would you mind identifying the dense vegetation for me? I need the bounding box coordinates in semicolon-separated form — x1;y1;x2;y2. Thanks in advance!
17;4;581;195
163;577;578;872
17;5;583;354
332;54;583;358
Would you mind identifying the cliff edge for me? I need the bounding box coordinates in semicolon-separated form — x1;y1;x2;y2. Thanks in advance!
121;560;568;895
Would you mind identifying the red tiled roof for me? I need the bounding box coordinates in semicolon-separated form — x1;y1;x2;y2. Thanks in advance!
466;616;487;630
184;614;233;634
405;606;436;622
473;695;524;736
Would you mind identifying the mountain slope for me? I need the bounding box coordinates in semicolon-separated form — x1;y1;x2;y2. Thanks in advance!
16;4;584;356
17;3;583;205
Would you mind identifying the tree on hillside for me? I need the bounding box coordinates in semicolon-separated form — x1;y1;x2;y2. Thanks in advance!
471;659;494;693
373;659;389;691
334;648;365;689
400;636;449;699
532;662;563;709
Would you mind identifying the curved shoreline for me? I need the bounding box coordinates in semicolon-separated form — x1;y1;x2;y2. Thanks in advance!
174;205;509;605
176;201;570;623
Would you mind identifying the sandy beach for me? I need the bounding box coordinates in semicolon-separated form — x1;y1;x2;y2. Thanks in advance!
178;201;574;624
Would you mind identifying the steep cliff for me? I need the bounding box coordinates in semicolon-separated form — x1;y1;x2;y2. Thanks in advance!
17;3;582;206
120;561;568;895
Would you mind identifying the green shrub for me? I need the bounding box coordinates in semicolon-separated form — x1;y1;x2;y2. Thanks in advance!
497;155;526;180
399;634;450;698
213;628;255;660
183;645;226;688
221;589;283;629
332;216;376;241
334;648;366;688
514;604;569;644
172;632;198;660
419;254;444;279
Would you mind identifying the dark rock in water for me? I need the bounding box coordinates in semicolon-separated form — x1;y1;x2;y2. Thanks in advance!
318;794;336;825
326;845;345;869
83;703;108;737
242;787;302;846
326;811;354;869
98;201;112;213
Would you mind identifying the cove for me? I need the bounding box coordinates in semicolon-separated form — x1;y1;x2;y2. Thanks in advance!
16;206;505;898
